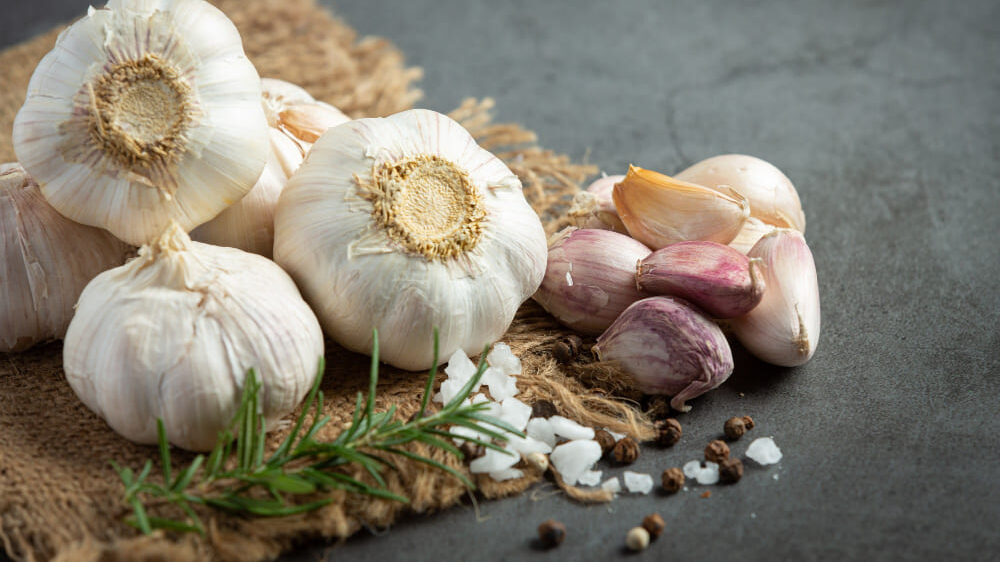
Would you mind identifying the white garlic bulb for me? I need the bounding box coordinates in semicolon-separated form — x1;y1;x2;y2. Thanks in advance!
63;223;324;451
191;79;350;257
1;163;130;352
12;0;268;246
274;109;547;371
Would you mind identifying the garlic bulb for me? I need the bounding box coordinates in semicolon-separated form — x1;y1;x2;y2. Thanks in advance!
191;79;350;257
533;227;650;335
63;223;324;451
613;165;749;249
12;0;268;246
1;163;130;352
675;154;806;232
593;296;734;412
274;109;547;371
730;229;820;367
569;174;627;233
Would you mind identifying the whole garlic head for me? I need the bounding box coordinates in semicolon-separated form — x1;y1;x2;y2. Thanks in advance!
1;163;130;352
63;223;324;451
13;0;268;246
274;109;548;371
191;79;350;257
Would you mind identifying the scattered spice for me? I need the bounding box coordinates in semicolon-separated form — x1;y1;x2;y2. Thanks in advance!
724;415;755;439
594;429;616;456
719;458;743;484
613;437;640;464
704;439;730;463
654;418;682;447
530;399;558;419
700;490;711;499
551;335;583;363
660;467;685;493
742;415;755;430
459;441;485;460
525;452;549;472
625;526;650;551
537;519;566;548
641;513;665;539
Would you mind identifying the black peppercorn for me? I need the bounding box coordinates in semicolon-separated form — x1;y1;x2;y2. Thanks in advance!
459;441;484;460
642;513;665;539
537;519;566;548
724;416;747;440
613;437;640;464
705;439;730;463
719;458;744;484
551;335;583;363
594;429;616;456
530;399;558;419
654;418;682;447
661;467;684;493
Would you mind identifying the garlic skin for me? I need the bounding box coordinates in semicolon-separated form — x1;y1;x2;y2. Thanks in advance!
730;229;820;367
533;227;651;335
12;0;268;246
613;165;749;249
593;296;734;412
191;79;350;257
728;216;777;254
274;109;547;371
675;154;806;232
1;164;130;352
569;174;627;233
63;223;324;451
637;241;765;319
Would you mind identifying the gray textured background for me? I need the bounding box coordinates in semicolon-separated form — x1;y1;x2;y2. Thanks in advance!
3;0;999;560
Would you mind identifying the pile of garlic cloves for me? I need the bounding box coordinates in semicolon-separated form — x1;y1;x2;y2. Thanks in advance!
538;155;820;411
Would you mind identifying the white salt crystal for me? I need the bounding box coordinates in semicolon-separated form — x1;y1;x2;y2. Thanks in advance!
499;397;532;431
550;440;602;485
601;477;621;494
445;348;477;383
489;468;524;482
469;445;518;474
472;393;489;404
683;460;703;479
483;367;519;401
451;424;489;446
772;473;780;481
487;342;522;376
505;433;552;455
526;418;557;449
623;471;654;494
577;470;603;487
604;428;626;441
434;377;467;405
696;462;720;485
750;512;757;519
549;416;595;441
746;437;783;465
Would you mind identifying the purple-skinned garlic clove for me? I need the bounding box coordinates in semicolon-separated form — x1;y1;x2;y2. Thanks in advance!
636;241;765;319
532;227;651;335
592;296;734;412
730;229;820;367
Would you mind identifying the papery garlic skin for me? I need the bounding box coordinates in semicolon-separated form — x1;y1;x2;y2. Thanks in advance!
192;79;350;257
613;165;749;249
274;109;547;371
13;0;267;246
675;154;806;232
569;175;627;233
1;164;130;352
593;296;734;412
730;229;820;367
63;223;324;451
533;227;651;335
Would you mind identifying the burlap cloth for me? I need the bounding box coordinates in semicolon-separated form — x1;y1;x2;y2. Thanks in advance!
0;1;656;560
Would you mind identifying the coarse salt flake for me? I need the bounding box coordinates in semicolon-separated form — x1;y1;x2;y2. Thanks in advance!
746;437;783;465
623;471;654;494
577;470;603;487
549;416;595;441
601;477;621;494
550;439;602;486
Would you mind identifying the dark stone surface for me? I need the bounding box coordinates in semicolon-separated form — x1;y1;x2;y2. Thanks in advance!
4;0;999;560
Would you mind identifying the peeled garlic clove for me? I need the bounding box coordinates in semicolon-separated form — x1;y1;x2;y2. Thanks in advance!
12;0;268;246
569;175;628;233
637;241;765;319
613;165;749;249
1;163;131;352
730;229;820;367
192;79;350;258
593;296;734;412
63;223;324;451
532;227;651;335
275;109;547;371
728;216;777;255
675;154;806;232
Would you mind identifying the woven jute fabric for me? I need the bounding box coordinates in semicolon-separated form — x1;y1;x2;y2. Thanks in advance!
0;1;653;560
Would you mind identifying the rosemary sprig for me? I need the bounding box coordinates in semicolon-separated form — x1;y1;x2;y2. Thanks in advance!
113;330;520;535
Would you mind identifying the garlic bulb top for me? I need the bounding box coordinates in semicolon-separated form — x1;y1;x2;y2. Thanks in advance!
1;163;130;352
191;78;350;257
63;223;324;451
274;109;548;371
13;0;268;246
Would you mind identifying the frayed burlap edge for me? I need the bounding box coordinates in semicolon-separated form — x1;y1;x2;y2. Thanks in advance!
0;1;652;561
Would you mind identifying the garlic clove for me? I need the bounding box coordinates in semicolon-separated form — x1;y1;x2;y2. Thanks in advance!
729;229;820;367
593;296;734;412
279;102;351;143
728;216;778;255
675;154;806;233
613;165;749;249
1;163;131;352
532;227;651;335
636;241;765;319
568;174;628;233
